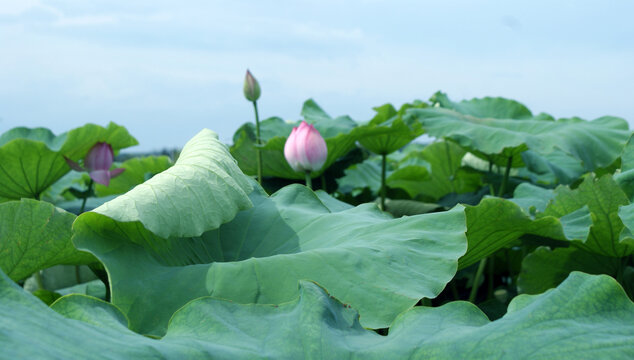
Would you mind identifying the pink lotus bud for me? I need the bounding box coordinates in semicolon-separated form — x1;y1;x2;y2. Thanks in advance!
64;142;125;186
284;121;328;173
243;69;261;102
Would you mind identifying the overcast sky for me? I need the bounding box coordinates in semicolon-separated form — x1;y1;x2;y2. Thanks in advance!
1;0;633;151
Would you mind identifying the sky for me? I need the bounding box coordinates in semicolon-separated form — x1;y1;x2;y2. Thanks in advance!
1;0;633;152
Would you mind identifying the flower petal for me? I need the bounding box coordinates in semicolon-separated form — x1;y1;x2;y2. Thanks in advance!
284;126;303;172
110;167;125;179
63;156;85;172
89;170;111;186
85;142;114;171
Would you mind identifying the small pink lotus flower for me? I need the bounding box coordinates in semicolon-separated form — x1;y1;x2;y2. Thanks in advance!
284;121;328;173
64;142;124;186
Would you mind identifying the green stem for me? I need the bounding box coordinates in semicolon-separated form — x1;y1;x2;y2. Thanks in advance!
305;171;312;190
34;271;44;290
79;179;94;214
253;101;263;185
488;161;495;195
497;156;513;197
76;179;93;284
380;153;387;211
469;258;487;303
321;173;327;192
487;255;495;299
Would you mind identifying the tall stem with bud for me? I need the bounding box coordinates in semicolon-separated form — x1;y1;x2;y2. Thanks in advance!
244;69;263;184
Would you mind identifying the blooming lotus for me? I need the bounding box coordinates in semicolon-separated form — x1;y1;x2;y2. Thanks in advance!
284;121;328;173
64;142;124;186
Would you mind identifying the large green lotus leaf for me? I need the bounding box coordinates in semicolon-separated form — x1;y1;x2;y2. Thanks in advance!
94;156;173;197
92;129;253;239
460;196;592;269
544;175;634;257
430;91;533;120
355;102;426;155
230;100;359;179
2;269;633;359
0;199;95;281
0;122;137;199
74;184;467;335
517;246;620;294
407;99;630;170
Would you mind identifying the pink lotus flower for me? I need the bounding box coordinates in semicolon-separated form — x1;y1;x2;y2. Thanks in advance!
64;142;124;186
284;121;328;173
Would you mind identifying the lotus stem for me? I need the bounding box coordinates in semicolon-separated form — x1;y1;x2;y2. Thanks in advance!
487;255;495;299
469;258;487;303
77;179;93;284
79;179;93;214
305;171;312;190
252;101;263;185
34;271;44;290
497;156;513;197
488;160;495;195
321;173;327;192
380;153;387;211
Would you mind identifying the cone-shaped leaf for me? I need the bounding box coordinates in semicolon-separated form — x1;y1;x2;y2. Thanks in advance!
355;102;426;155
91;129;253;239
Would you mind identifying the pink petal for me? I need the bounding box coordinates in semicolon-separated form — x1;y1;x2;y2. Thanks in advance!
89;170;111;186
294;121;312;170
64;156;85;172
284;126;303;172
110;167;125;179
304;126;328;171
85;142;114;171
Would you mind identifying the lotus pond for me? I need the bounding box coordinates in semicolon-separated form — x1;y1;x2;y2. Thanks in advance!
1;91;633;358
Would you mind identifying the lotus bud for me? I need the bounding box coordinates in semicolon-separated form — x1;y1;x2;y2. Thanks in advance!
284;121;328;173
64;142;125;186
243;69;261;102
